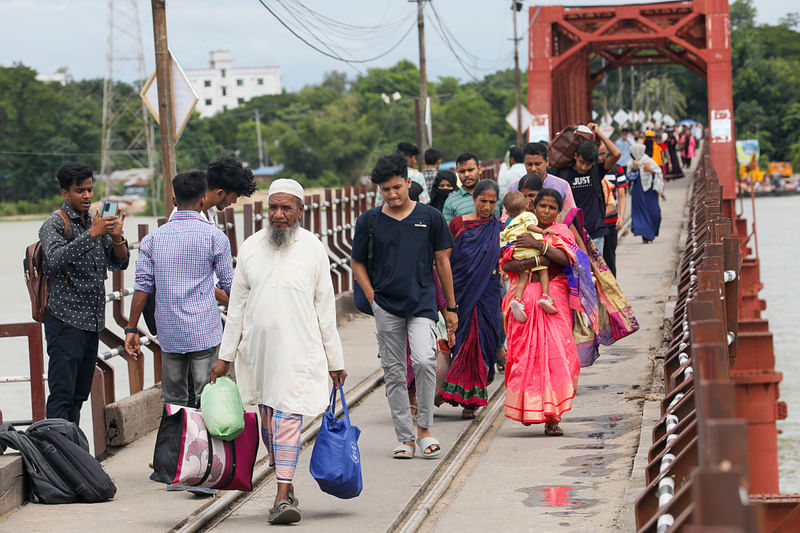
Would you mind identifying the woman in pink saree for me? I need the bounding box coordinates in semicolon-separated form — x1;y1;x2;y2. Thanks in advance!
501;189;588;436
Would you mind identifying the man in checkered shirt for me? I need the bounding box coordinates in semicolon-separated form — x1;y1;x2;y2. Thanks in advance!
124;171;234;407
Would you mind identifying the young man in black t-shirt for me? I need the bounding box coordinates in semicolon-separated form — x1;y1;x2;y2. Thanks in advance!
351;153;458;460
560;123;620;255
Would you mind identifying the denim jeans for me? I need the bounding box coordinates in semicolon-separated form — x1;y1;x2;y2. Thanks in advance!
161;345;219;408
592;235;606;256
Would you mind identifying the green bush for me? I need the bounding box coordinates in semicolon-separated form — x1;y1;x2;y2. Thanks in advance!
0;195;62;217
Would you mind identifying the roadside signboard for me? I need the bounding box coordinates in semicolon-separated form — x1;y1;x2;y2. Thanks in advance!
528;114;550;142
613;109;629;125
140;49;198;143
735;139;759;165
505;105;534;135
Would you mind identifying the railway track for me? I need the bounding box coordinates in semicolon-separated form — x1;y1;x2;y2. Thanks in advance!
168;367;508;533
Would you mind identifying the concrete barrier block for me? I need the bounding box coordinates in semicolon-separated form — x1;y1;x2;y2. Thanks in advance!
335;291;359;326
0;455;25;516
105;383;163;447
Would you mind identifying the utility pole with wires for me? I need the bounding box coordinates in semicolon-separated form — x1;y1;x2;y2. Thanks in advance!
100;0;155;200
150;0;177;216
415;0;429;164
255;108;265;168
512;1;524;146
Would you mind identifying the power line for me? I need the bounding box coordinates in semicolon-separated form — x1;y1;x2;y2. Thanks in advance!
426;4;480;81
286;0;409;38
426;2;513;82
256;0;416;66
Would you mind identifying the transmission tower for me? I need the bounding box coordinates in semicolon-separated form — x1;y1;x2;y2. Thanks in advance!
100;0;155;196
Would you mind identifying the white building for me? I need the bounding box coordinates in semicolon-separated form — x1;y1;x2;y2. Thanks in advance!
36;72;68;85
185;50;281;118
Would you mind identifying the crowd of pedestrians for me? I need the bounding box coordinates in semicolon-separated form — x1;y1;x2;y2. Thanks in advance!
36;120;695;523
353;129;644;445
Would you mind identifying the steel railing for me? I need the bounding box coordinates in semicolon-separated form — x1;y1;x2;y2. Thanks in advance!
634;142;799;532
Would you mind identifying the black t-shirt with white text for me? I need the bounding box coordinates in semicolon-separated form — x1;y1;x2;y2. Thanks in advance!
562;163;609;239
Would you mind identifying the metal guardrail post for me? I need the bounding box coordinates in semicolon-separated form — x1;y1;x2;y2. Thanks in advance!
254;201;264;233
90;367;107;459
243;203;254;239
0;323;46;423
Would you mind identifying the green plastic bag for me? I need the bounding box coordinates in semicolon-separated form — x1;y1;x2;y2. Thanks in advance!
200;377;245;441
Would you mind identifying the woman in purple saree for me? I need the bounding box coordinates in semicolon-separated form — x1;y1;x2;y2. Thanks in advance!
440;180;504;419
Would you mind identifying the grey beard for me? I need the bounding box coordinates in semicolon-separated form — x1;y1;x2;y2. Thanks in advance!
268;219;300;248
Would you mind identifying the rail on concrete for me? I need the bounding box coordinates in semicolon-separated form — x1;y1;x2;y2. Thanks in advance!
634;143;800;532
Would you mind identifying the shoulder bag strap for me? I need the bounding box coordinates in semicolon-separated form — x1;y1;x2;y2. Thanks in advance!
55;210;73;240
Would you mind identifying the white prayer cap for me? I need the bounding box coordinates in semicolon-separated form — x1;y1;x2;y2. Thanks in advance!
268;178;304;201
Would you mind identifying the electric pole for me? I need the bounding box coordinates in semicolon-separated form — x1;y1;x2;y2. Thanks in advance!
512;1;523;146
255;109;265;168
100;0;155;199
151;0;177;216
416;0;429;164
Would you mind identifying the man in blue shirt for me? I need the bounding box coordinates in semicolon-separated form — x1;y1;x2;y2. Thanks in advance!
615;128;633;169
442;152;481;223
496;145;526;212
351;153;457;460
125;171;234;407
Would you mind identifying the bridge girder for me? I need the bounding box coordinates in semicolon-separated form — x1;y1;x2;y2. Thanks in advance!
528;0;735;198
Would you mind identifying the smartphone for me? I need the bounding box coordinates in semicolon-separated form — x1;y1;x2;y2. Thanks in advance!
101;201;119;218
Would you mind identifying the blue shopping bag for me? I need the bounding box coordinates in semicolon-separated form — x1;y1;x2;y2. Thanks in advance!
309;383;363;499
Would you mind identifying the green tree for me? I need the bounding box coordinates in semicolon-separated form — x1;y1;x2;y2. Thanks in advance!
730;0;756;30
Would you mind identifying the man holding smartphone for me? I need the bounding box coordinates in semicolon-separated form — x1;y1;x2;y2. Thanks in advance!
38;162;129;424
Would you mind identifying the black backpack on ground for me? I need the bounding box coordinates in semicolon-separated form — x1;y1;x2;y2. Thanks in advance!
0;419;116;504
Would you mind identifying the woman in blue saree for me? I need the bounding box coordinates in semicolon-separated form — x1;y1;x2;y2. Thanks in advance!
440;180;504;419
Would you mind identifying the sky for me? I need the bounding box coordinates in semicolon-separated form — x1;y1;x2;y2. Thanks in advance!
0;0;795;92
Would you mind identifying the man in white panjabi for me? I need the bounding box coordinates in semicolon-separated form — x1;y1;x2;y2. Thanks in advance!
209;178;347;525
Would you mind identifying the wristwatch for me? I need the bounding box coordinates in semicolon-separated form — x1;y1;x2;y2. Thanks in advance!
124;327;138;334
446;305;459;313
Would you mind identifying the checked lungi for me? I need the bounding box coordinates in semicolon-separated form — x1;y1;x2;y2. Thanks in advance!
258;405;303;484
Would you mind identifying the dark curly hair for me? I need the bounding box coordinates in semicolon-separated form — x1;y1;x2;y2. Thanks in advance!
207;157;257;197
56;162;93;190
371;153;408;184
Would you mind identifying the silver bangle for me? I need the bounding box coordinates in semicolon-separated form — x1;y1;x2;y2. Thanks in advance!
543;242;549;256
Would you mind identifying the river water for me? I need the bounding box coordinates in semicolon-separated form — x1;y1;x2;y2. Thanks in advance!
739;195;800;493
0;213;246;444
0;198;798;490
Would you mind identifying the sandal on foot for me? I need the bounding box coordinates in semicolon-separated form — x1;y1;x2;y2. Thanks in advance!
538;295;558;315
434;393;445;407
267;499;301;524
392;443;415;459
544;423;564;436
461;408;477;419
510;297;528;322
418;436;442;459
288;493;300;508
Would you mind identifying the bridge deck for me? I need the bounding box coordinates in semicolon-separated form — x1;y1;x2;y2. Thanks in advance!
0;177;691;532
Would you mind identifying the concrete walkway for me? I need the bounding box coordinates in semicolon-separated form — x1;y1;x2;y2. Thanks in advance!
0;176;689;532
422;176;689;532
0;315;383;532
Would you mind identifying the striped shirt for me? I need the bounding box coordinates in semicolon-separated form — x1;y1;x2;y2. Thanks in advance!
134;210;234;353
